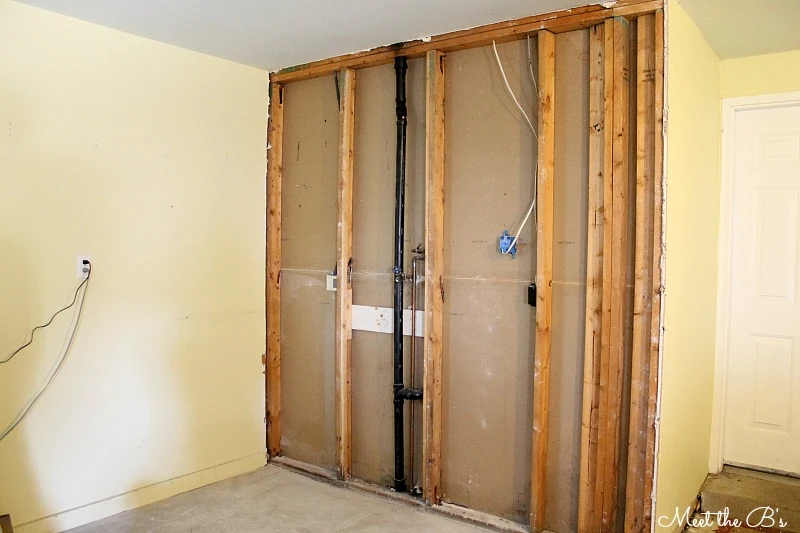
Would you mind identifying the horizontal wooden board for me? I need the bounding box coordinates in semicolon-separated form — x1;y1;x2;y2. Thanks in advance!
271;0;662;83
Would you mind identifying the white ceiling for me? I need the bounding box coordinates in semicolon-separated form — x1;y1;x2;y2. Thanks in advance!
15;0;596;71
679;0;800;60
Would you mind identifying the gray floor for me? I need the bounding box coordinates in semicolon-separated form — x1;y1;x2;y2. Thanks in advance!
687;466;800;533
67;465;490;533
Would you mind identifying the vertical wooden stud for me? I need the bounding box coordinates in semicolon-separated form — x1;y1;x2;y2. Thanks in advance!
592;18;617;533
335;68;356;480
578;22;606;533
266;81;284;458
603;17;631;530
603;17;631;531
530;29;555;533
593;16;630;532
423;49;445;506
643;9;665;530
625;13;656;533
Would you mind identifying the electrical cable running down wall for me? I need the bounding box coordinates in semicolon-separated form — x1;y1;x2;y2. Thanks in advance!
494;37;539;259
0;260;92;442
391;37;540;495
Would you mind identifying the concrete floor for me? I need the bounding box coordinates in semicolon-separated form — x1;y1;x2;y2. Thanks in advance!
67;465;491;533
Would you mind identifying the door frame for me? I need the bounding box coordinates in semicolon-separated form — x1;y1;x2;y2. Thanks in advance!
710;90;800;474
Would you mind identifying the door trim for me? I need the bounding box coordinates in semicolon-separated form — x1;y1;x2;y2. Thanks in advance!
710;91;800;474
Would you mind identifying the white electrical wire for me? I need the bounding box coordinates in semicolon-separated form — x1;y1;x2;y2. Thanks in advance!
493;38;539;254
0;266;91;442
502;163;538;255
506;192;535;253
492;41;537;139
527;35;539;96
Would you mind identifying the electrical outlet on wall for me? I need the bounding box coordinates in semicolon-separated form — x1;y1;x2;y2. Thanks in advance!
77;255;91;279
326;274;337;292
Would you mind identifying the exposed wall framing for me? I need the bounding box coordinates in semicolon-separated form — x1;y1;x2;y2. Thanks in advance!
271;0;661;84
578;21;607;533
530;29;556;533
422;49;445;506
266;1;665;531
577;9;665;533
599;16;631;533
625;13;655;533
335;68;356;480
266;81;284;458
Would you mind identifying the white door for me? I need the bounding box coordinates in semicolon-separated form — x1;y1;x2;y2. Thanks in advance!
723;99;800;475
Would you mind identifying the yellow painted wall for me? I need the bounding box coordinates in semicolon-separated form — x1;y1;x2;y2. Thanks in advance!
0;1;268;530
721;50;800;98
655;1;721;531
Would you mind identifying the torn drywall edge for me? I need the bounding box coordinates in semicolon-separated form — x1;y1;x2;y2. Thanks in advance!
651;1;668;531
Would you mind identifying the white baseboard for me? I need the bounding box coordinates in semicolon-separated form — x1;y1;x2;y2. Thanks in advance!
15;452;266;533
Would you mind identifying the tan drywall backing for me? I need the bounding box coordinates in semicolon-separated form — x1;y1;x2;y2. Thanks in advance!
279;29;596;529
439;31;589;528
548;29;591;533
350;58;427;487
280;75;338;470
440;39;538;524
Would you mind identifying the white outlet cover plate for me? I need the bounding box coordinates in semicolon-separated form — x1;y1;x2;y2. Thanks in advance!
77;255;91;279
352;305;424;337
326;274;337;291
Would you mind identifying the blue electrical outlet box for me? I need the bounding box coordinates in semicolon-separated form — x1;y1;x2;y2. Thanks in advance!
499;230;517;258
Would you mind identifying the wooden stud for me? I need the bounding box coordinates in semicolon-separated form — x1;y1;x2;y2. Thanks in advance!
591;18;618;533
423;50;445;506
271;0;662;84
264;6;666;530
592;17;630;532
643;9;665;530
530;29;555;533
335;68;356;481
266;82;284;458
603;17;631;530
578;22;606;533
625;13;656;533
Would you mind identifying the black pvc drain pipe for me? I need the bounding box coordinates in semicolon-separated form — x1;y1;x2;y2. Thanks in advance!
392;56;409;493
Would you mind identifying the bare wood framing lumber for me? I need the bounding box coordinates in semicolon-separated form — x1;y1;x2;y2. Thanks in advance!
643;9;665;529
591;17;618;532
266;82;284;458
578;22;606;533
603;17;631;531
625;13;656;533
335;68;356;480
423;50;445;506
530;29;555;533
270;0;662;84
592;17;630;532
